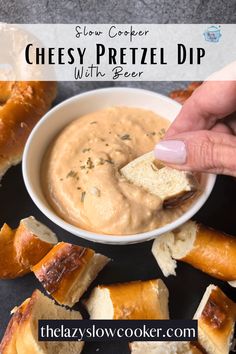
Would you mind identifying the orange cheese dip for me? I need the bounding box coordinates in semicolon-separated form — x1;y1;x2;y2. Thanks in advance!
42;107;191;235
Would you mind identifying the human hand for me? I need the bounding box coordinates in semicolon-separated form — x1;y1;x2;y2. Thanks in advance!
154;79;236;176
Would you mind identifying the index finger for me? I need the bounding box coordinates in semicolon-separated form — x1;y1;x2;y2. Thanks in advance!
166;80;236;138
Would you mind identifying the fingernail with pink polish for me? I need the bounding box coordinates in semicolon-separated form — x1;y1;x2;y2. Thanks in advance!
154;140;187;164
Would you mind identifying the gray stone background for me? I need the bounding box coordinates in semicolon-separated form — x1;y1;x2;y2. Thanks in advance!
0;2;236;354
1;0;235;101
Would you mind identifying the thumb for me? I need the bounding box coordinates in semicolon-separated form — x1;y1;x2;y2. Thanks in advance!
154;130;236;176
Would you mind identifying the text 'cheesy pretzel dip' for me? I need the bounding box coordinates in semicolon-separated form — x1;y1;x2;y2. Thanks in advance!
42;107;194;235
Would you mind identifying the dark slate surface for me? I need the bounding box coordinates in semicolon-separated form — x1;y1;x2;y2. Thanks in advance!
0;1;236;353
1;163;236;353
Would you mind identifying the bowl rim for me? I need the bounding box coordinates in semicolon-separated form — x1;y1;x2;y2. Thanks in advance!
22;87;216;245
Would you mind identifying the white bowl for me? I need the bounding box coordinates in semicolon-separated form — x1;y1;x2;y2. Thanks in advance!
22;87;216;245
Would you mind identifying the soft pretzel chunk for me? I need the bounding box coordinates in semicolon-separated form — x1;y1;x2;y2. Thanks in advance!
0;290;84;354
32;242;110;306
152;221;236;285
85;279;169;320
14;216;57;269
0;216;57;279
121;151;198;207
0;298;30;354
194;285;236;354
169;82;202;104
0;81;56;179
129;341;204;354
32;242;110;307
181;224;236;282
